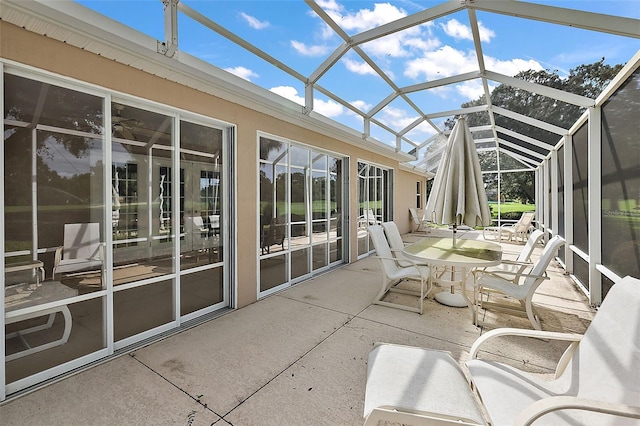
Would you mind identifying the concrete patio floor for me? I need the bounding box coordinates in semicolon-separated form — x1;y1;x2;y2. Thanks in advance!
0;229;595;425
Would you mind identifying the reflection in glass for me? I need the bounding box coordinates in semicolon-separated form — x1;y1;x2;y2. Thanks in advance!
114;280;174;341
180;267;223;316
4;74;106;384
111;103;174;283
179;121;224;272
258;137;344;292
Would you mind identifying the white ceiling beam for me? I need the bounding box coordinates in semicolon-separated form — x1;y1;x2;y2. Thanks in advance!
485;70;594;107
491;106;568;135
350;0;465;46
402;71;482;93
472;0;640;39
495;125;554;151
178;3;306;82
309;42;350;84
425;105;488;119
498;138;547;160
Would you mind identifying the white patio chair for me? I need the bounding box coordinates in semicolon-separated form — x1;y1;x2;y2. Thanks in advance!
365;275;640;426
368;224;431;314
409;207;433;233
476;228;544;283
473;235;565;330
381;221;415;268
483;211;535;243
53;223;104;281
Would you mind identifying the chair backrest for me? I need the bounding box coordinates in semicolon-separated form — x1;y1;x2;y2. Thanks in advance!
368;225;400;275
381;222;412;267
63;223;101;260
514;211;535;232
522;235;564;289
408;208;420;225
560;275;640;407
516;229;544;263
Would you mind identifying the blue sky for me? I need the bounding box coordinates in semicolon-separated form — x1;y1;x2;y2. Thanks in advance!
75;1;639;146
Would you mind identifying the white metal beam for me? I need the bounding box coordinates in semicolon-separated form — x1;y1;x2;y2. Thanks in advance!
471;0;640;39
485;70;594;107
492;106;569;135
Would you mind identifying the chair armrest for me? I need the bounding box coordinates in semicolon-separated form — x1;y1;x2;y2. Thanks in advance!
365;407;483;426
516;396;640;426
373;256;430;281
499;259;533;266
473;269;550;282
53;246;64;267
470;327;582;359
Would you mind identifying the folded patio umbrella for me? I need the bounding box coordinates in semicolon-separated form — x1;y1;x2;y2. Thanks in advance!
425;117;491;247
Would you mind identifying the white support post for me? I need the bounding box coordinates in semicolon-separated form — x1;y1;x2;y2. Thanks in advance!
159;0;179;57
304;83;313;115
564;134;574;275
1;60;6;401
588;106;602;305
550;149;558;238
543;158;550;237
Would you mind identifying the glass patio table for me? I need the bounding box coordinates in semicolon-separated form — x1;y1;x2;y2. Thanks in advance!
403;237;502;313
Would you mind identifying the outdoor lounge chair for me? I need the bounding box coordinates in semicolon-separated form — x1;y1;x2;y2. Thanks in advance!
368;224;431;314
53;223;104;281
483;211;535;243
364;275;640;426
473;235;565;330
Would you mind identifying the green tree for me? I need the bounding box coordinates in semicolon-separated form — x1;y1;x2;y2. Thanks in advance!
443;58;624;203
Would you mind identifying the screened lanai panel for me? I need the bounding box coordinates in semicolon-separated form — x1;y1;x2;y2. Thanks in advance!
601;68;640;279
557;145;566;263
572;122;589;254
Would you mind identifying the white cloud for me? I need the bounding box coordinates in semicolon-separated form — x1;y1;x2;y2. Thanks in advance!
342;58;377;76
484;56;543;76
239;12;269;30
269;86;344;118
441;19;472;41
350;99;372;112
224;66;258;82
404;45;478;80
330;3;407;32
377;106;419;131
441;18;495;43
291;40;329;57
478;22;495;43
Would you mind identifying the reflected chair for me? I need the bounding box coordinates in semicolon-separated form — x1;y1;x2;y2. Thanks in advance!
260;217;285;254
368;224;431;314
364;275;640;425
473;235;565;330
483;211;535;243
358;208;381;229
53;223;104;281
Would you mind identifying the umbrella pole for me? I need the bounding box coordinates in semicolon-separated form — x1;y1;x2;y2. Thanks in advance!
452;224;457;248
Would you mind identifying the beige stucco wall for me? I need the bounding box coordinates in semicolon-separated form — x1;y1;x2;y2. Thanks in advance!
1;22;426;308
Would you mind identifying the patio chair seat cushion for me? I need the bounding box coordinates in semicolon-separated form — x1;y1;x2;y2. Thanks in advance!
365;343;485;424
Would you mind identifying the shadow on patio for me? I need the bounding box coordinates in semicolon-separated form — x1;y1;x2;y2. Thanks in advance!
0;229;594;425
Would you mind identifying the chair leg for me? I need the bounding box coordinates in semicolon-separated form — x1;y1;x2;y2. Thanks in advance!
524;298;542;330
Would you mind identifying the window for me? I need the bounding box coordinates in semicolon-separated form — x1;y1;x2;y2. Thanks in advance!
357;161;393;258
258;135;345;296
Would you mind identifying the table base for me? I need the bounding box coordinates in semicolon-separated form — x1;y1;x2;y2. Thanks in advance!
434;290;468;307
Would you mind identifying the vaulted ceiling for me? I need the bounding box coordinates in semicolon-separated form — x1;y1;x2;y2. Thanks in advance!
2;0;639;175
